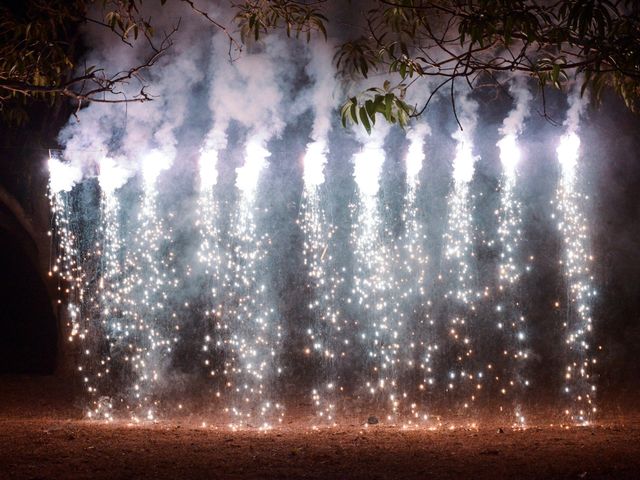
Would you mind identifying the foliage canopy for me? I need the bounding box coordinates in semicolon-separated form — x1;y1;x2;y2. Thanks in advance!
1;0;639;130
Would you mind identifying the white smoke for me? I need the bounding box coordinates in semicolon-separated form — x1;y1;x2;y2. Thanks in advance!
352;122;390;198
557;84;590;182
499;78;533;138
203;32;295;157
302;41;338;188
497;78;532;177
48;157;83;193
58;1;217;190
451;92;480;184
405;123;431;187
564;85;590;134
237;136;271;196
306;41;337;143
98;156;130;194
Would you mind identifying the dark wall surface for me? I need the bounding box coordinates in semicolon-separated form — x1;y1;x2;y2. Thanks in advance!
0;224;57;374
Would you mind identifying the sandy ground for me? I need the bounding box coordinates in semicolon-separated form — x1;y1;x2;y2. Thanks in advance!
1;376;640;479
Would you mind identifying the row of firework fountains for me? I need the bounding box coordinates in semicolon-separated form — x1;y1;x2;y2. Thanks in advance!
48;112;597;429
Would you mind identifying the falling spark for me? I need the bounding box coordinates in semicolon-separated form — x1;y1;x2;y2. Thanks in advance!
47;99;603;427
399;127;431;421
48;155;83;341
439;131;480;415
300;141;342;423
218;137;284;428
119;149;178;421
350;138;407;420
555;132;597;424
495;134;530;424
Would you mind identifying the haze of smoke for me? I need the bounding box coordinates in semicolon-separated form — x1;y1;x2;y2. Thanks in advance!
305;42;338;143
58;2;220;187
564;84;590;134
406;123;432;151
500;77;533;138
405;122;431;185
203;31;297;157
451;92;480;184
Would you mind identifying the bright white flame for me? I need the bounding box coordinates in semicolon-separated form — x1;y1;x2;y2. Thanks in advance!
99;157;129;195
452;139;476;184
353;142;385;197
236;138;270;196
497;134;521;179
199;148;219;190
142;149;172;187
303;140;328;188
48;157;82;193
557;132;580;183
405;134;425;188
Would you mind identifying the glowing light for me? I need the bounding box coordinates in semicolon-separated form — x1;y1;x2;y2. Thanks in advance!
399;126;431;423
300;138;343;423
497;134;521;180
48;156;82;193
350;133;413;422
353;142;385;197
47;114;601;428
405;126;428;188
236;138;269;196
142;149;172;187
303;140;328;188
199;148;219;190
99;157;129;194
439;131;480;415
557;132;580;183
211;136;284;428
452;137;476;184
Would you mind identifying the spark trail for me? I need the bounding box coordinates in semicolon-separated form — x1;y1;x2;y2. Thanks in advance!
49;155;115;418
398;126;432;425
300;141;343;424
48;157;83;343
350;137;406;421
83;157;131;421
479;81;534;423
220;138;284;429
554;132;598;424
494;135;530;425
438;128;482;417
197;147;227;404
118;150;178;422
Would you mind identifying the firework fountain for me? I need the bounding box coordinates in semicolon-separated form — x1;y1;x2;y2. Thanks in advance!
554;92;598;424
348;130;408;420
435;96;483;419
301;139;343;424
490;82;533;425
47;14;602;426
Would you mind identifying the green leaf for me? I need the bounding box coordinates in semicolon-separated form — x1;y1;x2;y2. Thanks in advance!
359;105;371;134
385;93;393;121
349;97;358;124
340;101;351;128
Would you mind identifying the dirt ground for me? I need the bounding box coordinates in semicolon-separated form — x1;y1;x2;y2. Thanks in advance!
1;376;639;479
